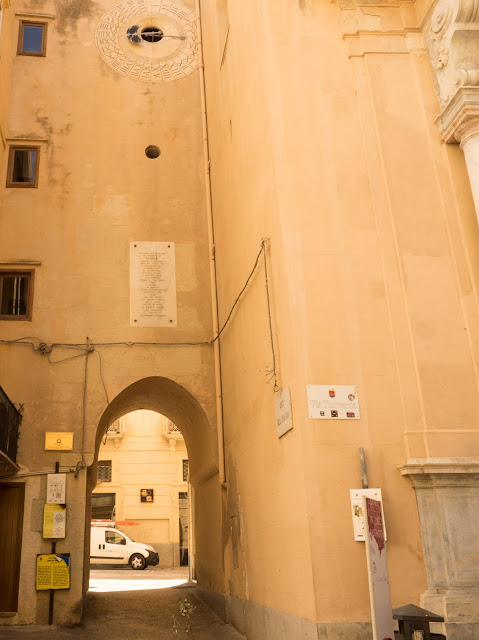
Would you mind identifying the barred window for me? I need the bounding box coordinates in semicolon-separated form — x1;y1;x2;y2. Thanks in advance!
97;460;112;483
183;459;189;482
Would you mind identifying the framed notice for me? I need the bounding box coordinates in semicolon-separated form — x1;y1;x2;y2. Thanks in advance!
45;432;74;450
46;473;66;504
36;554;70;591
307;385;360;419
43;504;66;539
140;488;154;502
130;241;177;327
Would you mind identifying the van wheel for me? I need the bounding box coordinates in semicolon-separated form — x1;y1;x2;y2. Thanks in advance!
129;554;146;570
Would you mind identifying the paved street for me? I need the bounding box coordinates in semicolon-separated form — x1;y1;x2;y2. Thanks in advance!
0;567;245;640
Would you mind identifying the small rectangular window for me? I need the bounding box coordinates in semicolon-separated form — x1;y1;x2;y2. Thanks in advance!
6;146;40;188
0;271;33;320
18;21;47;56
97;460;112;483
183;459;189;482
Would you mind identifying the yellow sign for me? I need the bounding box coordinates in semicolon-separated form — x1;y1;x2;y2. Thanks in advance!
36;554;70;591
43;504;66;538
45;432;74;451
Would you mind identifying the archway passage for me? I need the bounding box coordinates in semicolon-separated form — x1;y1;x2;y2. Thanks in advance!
83;377;224;602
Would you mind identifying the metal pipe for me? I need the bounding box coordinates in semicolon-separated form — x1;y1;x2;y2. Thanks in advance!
195;0;226;487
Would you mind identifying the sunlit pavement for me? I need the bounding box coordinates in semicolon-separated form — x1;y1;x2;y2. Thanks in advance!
0;566;246;640
89;564;189;592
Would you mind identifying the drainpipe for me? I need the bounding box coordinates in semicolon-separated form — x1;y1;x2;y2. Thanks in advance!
195;0;226;488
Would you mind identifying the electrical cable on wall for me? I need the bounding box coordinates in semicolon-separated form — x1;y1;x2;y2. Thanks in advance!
0;239;280;477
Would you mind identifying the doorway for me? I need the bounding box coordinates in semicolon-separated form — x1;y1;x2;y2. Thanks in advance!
0;483;25;612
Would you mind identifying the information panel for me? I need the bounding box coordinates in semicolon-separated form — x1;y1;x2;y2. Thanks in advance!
307;385;360;419
43;504;66;539
36;554;70;591
130;241;177;327
364;498;394;640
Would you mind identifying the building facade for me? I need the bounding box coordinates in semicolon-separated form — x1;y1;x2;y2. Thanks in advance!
93;410;189;568
1;0;479;638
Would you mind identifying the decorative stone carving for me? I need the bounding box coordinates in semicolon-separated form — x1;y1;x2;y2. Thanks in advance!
424;0;479;109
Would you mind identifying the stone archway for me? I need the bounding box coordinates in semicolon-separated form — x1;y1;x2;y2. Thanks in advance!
83;376;224;599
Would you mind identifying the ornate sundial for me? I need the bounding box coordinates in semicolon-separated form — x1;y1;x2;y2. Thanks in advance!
96;0;198;82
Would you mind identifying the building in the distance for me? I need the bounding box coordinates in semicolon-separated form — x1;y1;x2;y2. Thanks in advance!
1;0;479;639
92;410;189;568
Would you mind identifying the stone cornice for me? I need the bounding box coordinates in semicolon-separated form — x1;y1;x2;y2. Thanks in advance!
400;457;479;487
436;86;479;142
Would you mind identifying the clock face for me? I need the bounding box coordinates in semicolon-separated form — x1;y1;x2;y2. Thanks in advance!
96;0;198;82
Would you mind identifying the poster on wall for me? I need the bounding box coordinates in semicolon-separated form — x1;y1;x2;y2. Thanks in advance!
363;497;394;640
130;241;177;327
307;385;360;419
36;554;70;591
43;504;66;538
46;473;66;504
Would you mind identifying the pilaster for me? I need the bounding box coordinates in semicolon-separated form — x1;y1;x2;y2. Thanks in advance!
400;458;479;640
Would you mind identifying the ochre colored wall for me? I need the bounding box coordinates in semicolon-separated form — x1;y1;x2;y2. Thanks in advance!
0;0;221;625
200;0;479;627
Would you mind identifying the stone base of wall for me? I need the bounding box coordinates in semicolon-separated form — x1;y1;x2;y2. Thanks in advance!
400;458;479;640
196;586;372;640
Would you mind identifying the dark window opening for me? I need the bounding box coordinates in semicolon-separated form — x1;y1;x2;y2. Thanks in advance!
7;146;40;188
91;493;115;520
0;272;33;320
141;26;163;42
183;459;189;482
18;21;47;56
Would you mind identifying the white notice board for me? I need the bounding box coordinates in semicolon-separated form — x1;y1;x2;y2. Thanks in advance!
307;385;360;419
130;241;177;327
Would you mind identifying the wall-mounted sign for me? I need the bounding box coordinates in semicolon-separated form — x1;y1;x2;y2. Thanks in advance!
130;241;177;327
350;489;385;542
36;554;70;591
275;387;293;438
364;497;394;640
45;432;74;451
140;488;154;502
43;504;66;539
307;385;360;419
46;473;66;504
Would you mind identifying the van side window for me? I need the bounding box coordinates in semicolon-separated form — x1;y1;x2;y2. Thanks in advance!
105;531;126;545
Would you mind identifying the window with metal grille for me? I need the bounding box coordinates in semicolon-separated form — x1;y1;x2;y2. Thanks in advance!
97;460;112;483
0;271;33;320
182;459;189;482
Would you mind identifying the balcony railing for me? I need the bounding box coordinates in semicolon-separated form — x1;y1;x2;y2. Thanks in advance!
0;386;21;473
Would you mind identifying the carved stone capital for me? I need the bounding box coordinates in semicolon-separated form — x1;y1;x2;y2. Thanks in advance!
424;0;479;110
436;86;479;142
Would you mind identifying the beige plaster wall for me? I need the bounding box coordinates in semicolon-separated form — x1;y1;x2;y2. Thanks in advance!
200;0;479;629
0;0;220;625
0;0;15;175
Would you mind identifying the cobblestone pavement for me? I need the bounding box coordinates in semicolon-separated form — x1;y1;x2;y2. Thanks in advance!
0;568;246;640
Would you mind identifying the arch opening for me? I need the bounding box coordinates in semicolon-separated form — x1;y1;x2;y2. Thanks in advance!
83;377;223;598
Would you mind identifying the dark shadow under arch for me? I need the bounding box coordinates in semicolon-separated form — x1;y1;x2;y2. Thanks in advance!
93;376;218;485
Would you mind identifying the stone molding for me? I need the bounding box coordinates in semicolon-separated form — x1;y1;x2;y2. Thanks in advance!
399;456;479;486
436;86;479;142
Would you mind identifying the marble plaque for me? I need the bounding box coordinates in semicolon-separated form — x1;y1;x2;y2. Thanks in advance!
130;242;177;327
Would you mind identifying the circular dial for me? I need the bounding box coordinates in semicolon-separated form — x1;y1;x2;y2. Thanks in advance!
96;0;198;82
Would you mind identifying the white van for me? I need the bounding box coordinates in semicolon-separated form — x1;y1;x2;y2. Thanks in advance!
90;526;159;570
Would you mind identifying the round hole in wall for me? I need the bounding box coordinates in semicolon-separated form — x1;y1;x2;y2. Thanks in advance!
141;26;163;43
145;145;161;159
